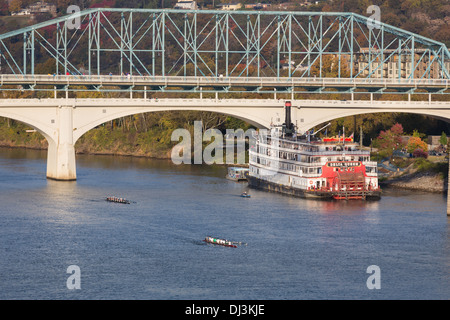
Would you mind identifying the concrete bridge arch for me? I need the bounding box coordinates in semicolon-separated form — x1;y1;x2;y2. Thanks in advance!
297;108;450;134
0;98;286;180
72;102;277;143
291;100;450;133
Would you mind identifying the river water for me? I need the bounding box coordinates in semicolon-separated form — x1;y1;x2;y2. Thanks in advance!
0;147;448;300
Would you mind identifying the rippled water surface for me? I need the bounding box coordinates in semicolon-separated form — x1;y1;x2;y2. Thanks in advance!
0;148;448;299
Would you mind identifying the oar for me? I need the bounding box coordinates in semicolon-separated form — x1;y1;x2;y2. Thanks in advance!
231;241;248;246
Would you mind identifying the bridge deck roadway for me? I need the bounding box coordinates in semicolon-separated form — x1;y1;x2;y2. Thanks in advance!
1;97;449;134
1;75;449;93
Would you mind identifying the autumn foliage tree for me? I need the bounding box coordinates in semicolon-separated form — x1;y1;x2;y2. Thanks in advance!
8;0;22;13
406;136;428;153
374;123;405;158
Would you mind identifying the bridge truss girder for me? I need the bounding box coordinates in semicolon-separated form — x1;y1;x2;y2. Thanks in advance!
0;8;449;95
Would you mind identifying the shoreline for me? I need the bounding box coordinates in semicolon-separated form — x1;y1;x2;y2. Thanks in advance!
379;170;447;194
0;145;241;168
0;145;447;193
0;143;173;160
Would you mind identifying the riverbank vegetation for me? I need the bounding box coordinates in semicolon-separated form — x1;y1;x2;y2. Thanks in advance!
379;156;448;193
0;111;254;159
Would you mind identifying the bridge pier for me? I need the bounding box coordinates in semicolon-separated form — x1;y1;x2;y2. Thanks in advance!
46;106;76;181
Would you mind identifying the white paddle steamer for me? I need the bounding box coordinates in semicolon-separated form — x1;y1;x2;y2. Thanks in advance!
248;102;380;200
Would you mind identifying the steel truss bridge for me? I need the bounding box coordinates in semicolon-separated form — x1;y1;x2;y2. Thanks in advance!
0;8;449;97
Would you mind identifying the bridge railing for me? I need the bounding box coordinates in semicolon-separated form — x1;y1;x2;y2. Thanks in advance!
1;74;449;87
0;97;449;108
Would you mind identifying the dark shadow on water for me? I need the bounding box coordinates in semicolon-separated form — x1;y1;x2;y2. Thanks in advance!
191;239;207;246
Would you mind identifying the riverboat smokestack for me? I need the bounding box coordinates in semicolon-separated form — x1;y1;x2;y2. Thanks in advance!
283;101;294;137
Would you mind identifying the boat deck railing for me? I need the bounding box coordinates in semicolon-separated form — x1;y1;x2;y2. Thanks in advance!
257;141;370;156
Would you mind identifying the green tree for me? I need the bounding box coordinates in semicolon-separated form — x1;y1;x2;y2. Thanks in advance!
411;129;427;140
439;132;447;146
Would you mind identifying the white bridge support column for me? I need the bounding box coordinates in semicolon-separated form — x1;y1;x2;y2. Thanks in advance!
46;105;76;181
